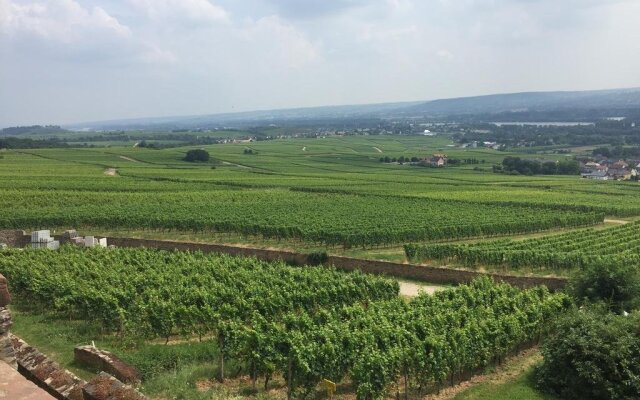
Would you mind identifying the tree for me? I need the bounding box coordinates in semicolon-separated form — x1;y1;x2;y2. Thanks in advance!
184;149;210;162
569;262;640;314
535;308;640;400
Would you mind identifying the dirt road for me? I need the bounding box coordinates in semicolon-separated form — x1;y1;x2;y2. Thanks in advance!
398;280;447;297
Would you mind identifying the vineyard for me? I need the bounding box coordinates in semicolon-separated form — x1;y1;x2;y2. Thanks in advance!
0;187;603;248
0;246;570;399
405;221;640;271
6;140;640;250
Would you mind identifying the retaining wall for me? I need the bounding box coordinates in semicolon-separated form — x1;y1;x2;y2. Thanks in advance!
0;230;29;247
105;237;567;290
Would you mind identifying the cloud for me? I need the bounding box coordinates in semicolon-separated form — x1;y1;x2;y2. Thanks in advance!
1;0;640;126
242;16;319;68
258;0;366;19
0;0;131;42
128;0;228;24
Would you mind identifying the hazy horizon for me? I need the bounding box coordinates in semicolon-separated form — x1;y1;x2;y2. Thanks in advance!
2;0;640;127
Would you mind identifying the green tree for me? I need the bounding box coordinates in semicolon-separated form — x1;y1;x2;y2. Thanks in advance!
535;308;640;400
184;149;210;162
570;262;640;313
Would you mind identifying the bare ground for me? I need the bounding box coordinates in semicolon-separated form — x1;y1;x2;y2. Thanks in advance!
604;218;629;225
399;281;446;297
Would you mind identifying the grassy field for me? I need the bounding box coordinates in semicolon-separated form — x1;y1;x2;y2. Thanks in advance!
452;351;557;400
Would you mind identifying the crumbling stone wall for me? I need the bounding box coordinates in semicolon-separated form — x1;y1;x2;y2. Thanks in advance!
0;229;28;247
74;346;140;385
0;307;16;369
11;335;87;400
82;372;147;400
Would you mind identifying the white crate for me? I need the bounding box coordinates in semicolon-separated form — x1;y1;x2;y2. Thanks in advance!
31;230;51;242
31;240;59;250
84;236;97;247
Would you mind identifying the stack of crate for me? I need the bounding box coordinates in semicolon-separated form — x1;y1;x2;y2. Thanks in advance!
30;230;60;250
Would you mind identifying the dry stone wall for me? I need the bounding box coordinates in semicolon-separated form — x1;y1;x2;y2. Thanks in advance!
82;373;147;400
11;335;87;400
0;307;16;369
0;230;28;247
74;346;140;385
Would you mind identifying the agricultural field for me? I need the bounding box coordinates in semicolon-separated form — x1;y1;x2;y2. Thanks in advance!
405;221;640;272
0;246;569;400
3;134;636;399
3;134;639;251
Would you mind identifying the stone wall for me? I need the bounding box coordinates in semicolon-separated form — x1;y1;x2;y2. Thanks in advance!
0;230;28;247
11;335;87;400
105;236;567;290
82;372;147;400
74;346;140;385
0;307;16;369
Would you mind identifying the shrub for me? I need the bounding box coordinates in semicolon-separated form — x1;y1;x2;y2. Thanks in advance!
306;251;329;265
184;149;210;162
535;308;640;400
569;262;640;314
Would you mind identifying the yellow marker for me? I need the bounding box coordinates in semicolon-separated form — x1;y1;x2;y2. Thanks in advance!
322;379;336;399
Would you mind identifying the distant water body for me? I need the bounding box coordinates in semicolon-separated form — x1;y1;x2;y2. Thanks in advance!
491;122;595;127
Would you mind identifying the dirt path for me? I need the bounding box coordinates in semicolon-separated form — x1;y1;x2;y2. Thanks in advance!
221;161;251;169
119;155;139;163
302;146;307;151
373;146;383;153
103;168;117;176
398;281;446;297
604;218;629;225
424;347;542;400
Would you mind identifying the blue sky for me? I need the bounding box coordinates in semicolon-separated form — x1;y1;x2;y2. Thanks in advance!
1;0;639;126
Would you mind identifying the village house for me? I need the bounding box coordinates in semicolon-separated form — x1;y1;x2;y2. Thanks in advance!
420;153;447;167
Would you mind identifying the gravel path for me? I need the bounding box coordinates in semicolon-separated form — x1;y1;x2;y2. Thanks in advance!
398;281;447;297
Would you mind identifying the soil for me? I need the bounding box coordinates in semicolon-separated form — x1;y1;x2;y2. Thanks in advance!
398;281;445;297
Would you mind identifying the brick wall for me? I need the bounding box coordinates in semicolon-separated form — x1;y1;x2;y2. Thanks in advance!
105;237;567;290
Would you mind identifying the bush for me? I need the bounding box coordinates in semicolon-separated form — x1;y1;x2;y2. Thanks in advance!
306;251;329;265
569;262;640;314
184;149;210;162
535;308;640;400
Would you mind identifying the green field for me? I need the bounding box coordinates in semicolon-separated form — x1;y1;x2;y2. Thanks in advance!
3;134;618;399
4;134;639;251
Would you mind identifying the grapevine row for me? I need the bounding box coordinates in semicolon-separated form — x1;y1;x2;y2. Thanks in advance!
405;221;640;270
0;246;569;399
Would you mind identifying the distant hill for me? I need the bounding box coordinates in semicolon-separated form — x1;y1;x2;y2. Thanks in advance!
0;125;69;136
402;87;640;116
64;87;640;131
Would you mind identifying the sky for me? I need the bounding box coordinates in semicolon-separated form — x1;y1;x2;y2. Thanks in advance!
1;0;640;127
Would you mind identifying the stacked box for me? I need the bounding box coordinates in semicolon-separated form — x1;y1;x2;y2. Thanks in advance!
31;230;52;243
84;236;97;247
31;241;59;250
60;230;79;244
